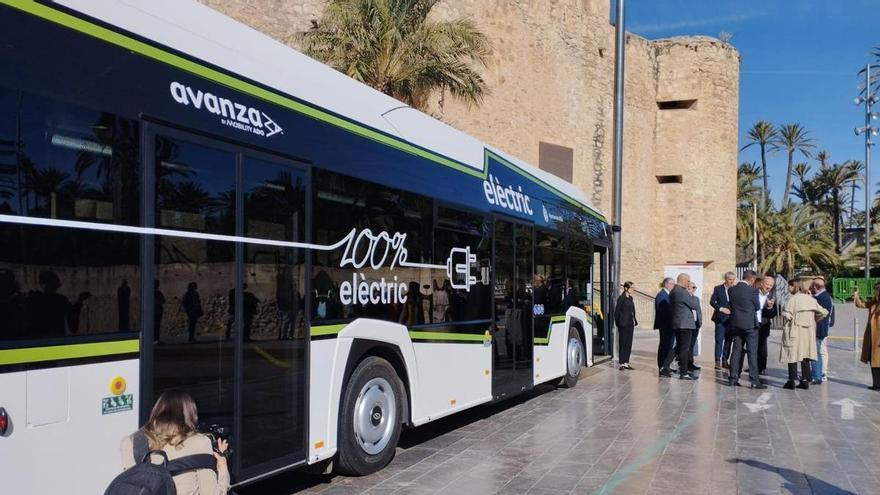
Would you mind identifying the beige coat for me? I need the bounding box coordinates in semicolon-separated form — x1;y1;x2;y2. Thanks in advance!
780;293;828;364
121;433;230;495
854;296;880;367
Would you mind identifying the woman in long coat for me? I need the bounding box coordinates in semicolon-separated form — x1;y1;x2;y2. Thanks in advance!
614;281;638;371
853;283;880;390
781;278;828;390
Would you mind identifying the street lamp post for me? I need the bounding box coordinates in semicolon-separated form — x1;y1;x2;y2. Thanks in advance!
855;63;879;280
611;0;625;361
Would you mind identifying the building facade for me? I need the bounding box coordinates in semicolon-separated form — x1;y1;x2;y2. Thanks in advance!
198;0;740;301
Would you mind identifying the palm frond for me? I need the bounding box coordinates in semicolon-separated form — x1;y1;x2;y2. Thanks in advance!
299;0;492;111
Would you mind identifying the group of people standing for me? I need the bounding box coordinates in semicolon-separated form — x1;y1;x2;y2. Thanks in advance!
650;274;704;380
651;270;834;389
710;270;833;389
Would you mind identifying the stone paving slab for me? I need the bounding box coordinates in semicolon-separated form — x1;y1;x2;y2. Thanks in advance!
242;304;880;494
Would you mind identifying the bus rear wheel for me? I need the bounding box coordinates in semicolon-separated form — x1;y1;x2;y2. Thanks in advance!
337;356;403;475
559;327;584;388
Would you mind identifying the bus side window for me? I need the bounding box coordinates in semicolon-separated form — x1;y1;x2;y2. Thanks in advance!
433;207;491;323
311;169;433;324
0;88;141;344
535;230;565;315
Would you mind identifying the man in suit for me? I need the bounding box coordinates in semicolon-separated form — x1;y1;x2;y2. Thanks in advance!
710;272;736;370
728;270;765;388
756;276;778;375
811;277;834;384
685;281;703;372
654;277;675;373
661;274;700;379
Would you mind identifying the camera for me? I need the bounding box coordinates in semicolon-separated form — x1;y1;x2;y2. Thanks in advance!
200;423;232;457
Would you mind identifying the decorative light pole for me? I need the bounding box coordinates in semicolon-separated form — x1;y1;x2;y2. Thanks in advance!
611;0;625;360
855;63;879;279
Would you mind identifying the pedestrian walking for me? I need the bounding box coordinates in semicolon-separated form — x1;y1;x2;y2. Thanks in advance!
710;272;735;370
615;281;637;370
727;270;764;388
852;284;880;390
781;278;828;390
756;275;777;375
654;277;675;373
661;274;699;380
811;277;834;384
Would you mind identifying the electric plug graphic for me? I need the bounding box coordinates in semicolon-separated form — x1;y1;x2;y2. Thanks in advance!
445;246;477;291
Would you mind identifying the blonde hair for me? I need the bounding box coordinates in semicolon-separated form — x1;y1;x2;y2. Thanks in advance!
797;279;814;294
143;390;199;450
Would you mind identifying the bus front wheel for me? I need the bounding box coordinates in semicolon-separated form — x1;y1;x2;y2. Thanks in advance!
559;327;584;388
337;356;403;475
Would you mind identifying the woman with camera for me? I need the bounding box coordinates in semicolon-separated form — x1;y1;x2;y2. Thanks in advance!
119;390;230;494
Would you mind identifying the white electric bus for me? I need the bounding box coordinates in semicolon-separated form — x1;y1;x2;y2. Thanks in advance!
0;0;613;491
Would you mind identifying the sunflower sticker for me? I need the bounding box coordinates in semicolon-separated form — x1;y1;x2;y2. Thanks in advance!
109;376;126;396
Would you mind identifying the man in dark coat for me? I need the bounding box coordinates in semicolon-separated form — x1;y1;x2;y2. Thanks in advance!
661;274;700;379
756;276;778;375
654;277;675;372
727;270;764;388
812;277;835;383
710;272;736;370
684;281;703;373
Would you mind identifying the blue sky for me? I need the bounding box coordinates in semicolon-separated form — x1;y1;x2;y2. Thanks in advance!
627;0;878;209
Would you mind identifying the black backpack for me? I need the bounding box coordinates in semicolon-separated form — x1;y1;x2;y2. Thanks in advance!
104;431;217;495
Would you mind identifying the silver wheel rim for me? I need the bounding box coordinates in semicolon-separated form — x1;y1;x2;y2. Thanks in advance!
353;377;397;455
567;337;584;377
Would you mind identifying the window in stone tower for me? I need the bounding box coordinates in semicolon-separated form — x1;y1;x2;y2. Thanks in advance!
657;99;697;110
538;141;574;182
656;175;683;184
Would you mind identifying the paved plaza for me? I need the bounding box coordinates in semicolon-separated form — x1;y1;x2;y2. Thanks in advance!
244;304;880;495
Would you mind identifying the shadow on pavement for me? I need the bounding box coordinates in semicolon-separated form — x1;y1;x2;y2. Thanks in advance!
828;376;873;390
733;459;856;495
236;382;563;494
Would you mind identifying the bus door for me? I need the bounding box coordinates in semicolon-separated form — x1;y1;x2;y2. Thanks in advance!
142;124;309;481
491;218;534;400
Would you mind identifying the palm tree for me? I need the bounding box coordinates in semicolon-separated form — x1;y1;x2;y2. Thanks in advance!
815;162;859;253
300;0;491;110
740;121;778;209
737;162;761;205
775;124;815;208
760;206;836;278
847;160;864;226
852;210;866;229
815;150;830;170
792;162;811;190
737;162;763;265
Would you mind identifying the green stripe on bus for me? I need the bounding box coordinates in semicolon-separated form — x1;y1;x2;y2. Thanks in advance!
1;0;606;221
0;339;139;366
534;315;565;344
311;324;347;337
408;331;486;342
310;324;486;342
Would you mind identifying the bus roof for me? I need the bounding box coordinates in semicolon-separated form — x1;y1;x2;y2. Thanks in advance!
55;0;604;220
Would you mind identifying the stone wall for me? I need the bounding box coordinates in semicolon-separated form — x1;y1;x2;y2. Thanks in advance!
651;37;740;294
196;0;740;301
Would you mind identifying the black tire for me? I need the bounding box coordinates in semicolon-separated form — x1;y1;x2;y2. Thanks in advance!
336;356;403;476
559;327;584;388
